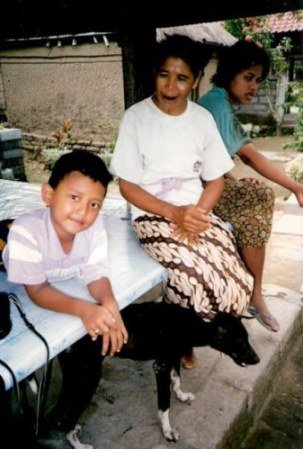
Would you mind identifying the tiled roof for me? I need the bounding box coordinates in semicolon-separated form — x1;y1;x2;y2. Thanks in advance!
267;10;303;33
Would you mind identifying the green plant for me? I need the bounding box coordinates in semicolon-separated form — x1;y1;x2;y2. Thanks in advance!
102;139;116;168
283;81;303;151
42;119;73;169
224;17;292;74
42;148;72;170
241;123;261;138
51;118;72;149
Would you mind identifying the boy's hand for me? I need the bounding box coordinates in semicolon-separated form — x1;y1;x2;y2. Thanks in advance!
87;278;128;354
101;297;128;355
81;302;117;341
101;328;126;356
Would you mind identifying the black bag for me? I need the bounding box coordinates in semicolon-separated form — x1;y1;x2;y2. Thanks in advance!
0;291;12;340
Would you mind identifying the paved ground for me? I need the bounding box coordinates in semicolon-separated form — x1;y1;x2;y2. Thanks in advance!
240;338;303;449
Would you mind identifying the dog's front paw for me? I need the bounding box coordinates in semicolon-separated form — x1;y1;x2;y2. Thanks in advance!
176;391;195;403
164;427;180;442
159;410;180;442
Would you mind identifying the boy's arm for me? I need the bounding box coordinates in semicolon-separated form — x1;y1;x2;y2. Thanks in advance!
25;282;117;342
87;277;128;355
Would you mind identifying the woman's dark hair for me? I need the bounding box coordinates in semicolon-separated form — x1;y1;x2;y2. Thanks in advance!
212;40;271;88
48;149;113;189
154;34;212;78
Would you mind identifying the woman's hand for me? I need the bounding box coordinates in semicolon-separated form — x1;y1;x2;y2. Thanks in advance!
239;177;264;185
171;205;211;234
169;225;200;246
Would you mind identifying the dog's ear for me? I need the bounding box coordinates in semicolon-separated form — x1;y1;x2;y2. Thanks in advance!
215;325;228;341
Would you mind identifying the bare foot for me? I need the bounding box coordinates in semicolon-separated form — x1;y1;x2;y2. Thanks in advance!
248;302;279;332
181;348;198;369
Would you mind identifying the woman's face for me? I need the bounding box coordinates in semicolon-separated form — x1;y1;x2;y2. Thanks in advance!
153;57;199;115
228;65;263;105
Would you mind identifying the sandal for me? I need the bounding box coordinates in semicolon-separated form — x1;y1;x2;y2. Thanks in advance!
247;305;279;333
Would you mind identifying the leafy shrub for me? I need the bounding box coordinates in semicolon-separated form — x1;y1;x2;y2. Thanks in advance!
42;148;72;170
42;119;73;169
241;123;261;138
283;82;303;151
285;155;303;183
102;139;116;168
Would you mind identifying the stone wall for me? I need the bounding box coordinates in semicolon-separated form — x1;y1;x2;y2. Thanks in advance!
22;132;108;154
22;132;113;168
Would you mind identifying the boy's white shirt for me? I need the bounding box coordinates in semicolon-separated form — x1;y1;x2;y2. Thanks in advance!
3;208;109;286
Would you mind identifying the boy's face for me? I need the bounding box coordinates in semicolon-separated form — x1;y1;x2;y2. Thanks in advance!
42;171;106;242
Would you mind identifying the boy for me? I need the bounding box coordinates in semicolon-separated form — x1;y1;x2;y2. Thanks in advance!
3;149;127;352
3;149;128;431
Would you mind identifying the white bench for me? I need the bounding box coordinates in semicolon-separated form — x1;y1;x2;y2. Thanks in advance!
0;179;167;389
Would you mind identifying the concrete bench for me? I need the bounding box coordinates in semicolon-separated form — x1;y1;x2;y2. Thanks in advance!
0;179;167;389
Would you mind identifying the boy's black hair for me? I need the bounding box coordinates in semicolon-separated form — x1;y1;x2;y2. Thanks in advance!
212;40;271;88
154;34;212;78
48;150;113;189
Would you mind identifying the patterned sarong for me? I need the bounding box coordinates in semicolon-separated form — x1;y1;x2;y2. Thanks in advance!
133;213;253;316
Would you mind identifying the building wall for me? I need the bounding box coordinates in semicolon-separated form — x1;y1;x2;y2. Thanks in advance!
0;42;279;152
198;59;217;98
0;42;124;143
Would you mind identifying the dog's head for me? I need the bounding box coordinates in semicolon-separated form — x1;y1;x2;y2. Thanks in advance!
209;312;260;367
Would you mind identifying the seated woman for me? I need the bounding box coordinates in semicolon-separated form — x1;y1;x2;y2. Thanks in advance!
198;40;303;332
110;35;253;368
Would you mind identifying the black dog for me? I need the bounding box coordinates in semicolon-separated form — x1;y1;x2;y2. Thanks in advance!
115;300;260;442
48;300;259;447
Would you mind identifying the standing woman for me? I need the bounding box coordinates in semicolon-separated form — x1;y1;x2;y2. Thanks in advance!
198;40;303;332
110;35;253;368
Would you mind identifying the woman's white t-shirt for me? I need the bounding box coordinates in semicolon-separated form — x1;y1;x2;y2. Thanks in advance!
110;97;234;219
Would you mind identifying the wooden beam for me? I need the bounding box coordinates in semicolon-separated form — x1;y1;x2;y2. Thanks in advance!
118;15;156;108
